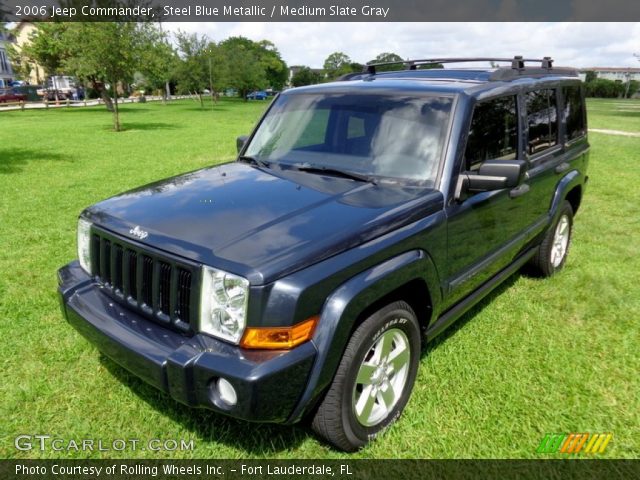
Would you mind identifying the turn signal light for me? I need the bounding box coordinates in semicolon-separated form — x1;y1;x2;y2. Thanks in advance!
240;316;318;350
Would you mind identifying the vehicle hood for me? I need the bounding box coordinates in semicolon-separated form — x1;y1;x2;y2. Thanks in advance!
84;162;443;284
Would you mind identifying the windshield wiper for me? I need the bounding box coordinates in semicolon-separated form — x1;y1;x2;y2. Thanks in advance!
238;155;271;169
291;164;377;185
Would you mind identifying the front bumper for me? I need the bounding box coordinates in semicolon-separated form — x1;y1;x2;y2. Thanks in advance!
58;261;316;423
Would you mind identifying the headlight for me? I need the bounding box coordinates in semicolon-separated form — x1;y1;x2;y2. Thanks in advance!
77;218;92;274
199;266;249;344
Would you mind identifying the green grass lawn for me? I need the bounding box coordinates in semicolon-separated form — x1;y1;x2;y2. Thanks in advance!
0;98;638;459
585;97;640;132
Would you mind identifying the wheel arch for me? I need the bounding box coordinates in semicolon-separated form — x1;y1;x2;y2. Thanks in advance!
565;184;582;214
550;170;582;217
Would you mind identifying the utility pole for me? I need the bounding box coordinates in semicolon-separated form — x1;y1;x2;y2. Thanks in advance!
158;22;171;101
208;45;217;105
624;72;631;99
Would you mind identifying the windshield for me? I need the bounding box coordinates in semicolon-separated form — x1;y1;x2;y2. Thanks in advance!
244;93;453;183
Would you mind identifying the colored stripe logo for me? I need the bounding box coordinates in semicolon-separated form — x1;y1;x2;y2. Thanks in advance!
537;433;612;454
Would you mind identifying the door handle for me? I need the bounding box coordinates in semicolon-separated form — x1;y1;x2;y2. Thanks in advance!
555;162;570;174
509;183;530;199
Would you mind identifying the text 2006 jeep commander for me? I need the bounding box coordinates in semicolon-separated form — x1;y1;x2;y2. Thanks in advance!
58;57;589;451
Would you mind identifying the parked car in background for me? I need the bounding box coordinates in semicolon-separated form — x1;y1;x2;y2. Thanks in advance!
37;89;73;101
246;90;267;100
0;88;27;103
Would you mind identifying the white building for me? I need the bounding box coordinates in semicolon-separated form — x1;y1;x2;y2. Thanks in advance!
0;30;15;87
579;67;640;82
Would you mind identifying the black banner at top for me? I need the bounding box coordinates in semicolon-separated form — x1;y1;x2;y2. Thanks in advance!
4;0;640;22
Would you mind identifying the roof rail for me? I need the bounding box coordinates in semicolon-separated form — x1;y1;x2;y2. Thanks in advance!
364;56;555;75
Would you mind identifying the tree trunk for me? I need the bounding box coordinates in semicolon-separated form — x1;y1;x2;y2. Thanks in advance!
112;79;121;131
198;93;203;108
101;89;114;112
94;81;114;112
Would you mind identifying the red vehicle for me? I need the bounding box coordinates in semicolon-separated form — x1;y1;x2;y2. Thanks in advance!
0;88;27;103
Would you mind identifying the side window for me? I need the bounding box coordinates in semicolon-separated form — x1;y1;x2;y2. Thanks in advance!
563;85;586;141
464;96;518;170
526;89;558;155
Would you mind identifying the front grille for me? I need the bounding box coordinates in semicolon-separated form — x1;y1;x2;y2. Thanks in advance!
90;230;197;333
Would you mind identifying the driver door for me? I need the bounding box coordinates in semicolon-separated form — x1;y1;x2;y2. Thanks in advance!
444;94;535;308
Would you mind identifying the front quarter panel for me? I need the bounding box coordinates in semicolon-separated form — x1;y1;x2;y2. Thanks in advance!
286;248;441;423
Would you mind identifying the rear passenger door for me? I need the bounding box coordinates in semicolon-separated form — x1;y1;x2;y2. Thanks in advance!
521;88;564;222
525;85;588;222
444;95;538;307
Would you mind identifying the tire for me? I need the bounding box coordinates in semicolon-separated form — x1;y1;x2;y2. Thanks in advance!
311;301;421;451
529;200;574;277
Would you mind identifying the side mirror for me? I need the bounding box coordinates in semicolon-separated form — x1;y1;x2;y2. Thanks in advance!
456;159;527;200
475;159;527;189
236;135;249;153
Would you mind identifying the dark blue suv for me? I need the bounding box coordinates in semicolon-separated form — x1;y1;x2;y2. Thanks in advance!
58;57;589;451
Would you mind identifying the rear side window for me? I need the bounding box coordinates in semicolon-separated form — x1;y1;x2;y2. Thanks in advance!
464;96;518;170
526;89;558;155
563;85;586;141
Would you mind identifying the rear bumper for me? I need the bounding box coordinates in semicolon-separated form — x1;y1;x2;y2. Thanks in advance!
58;261;316;423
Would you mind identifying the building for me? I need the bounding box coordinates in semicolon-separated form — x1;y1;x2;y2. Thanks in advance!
579;67;640;83
11;21;44;85
0;30;14;87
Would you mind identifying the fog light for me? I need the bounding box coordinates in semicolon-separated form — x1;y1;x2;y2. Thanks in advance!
217;378;237;406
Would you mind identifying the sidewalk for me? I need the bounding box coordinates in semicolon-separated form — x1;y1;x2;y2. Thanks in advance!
0;95;190;111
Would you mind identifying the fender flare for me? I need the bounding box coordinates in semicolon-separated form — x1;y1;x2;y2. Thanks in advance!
549;170;582;218
287;249;440;423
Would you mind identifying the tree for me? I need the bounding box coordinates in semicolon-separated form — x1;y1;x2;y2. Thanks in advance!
417;62;444;70
584;70;597;83
217;37;288;98
323;52;353;80
291;66;322;87
203;42;230;103
173;31;209;107
348;62;364;73
367;52;404;72
12;23;68;101
257;40;288;91
136;28;178;101
222;41;265;100
14;21;169;129
584;78;626;98
59;22;161;131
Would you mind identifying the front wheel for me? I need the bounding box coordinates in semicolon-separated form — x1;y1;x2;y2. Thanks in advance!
529;200;574;277
311;301;421;451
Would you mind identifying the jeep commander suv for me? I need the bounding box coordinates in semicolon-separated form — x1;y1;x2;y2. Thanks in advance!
58;56;589;451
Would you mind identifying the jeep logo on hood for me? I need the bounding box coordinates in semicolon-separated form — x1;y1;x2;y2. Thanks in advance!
129;226;148;240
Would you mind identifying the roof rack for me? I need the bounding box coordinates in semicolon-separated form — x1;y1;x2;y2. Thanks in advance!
363;55;578;80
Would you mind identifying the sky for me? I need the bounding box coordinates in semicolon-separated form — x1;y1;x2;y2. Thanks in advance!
165;22;640;69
